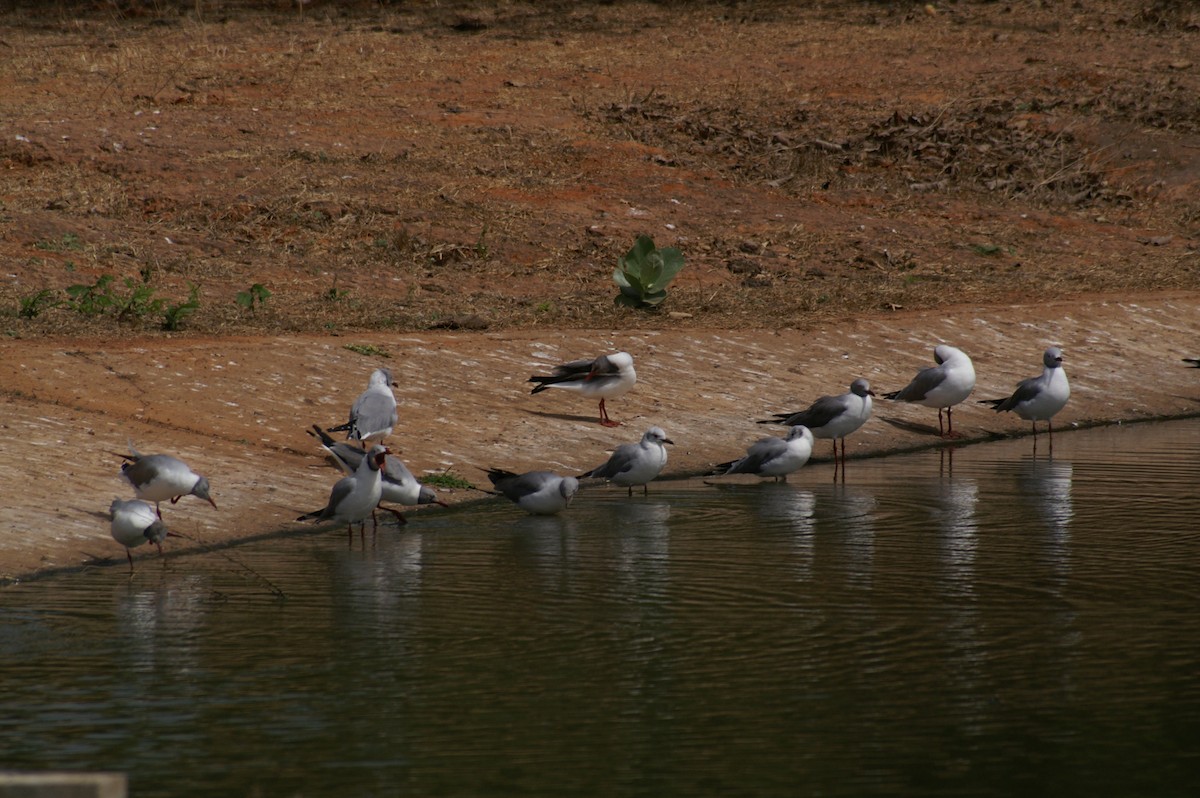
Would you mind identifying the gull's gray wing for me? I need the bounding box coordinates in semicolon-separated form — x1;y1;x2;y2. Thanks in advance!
886;364;945;402
727;436;787;475
994;374;1044;412
782;393;847;429
350;392;398;439
581;442;639;479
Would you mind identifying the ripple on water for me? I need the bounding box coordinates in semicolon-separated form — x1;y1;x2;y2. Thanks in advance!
2;420;1199;798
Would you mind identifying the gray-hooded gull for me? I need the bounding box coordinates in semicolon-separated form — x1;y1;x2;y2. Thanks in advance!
883;344;976;437
712;425;814;482
578;426;673;495
759;378;875;476
529;351;636;427
117;444;217;518
298;444;388;535
109;498;170;572
328;367;398;446
487;468;579;515
979;346;1070;440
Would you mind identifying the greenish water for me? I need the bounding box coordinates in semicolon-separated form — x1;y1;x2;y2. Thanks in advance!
2;421;1199;797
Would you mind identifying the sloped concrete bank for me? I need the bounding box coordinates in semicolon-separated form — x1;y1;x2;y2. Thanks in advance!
2;292;1198;583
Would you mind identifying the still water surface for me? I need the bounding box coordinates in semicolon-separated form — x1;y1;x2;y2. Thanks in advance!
2;421;1199;797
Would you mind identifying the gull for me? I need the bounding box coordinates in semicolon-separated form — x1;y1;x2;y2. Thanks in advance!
298;444;388;535
486;468;579;515
328;367;398;445
979;346;1070;440
308;425;448;524
759;378;875;477
116;444;217;518
529;351;636;427
578;426;673;496
109;498;169;572
712;425;814;482
882;344;976;437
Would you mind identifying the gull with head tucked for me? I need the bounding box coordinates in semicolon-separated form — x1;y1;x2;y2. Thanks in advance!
712;425;814;482
529;351;636;427
883;344;976;437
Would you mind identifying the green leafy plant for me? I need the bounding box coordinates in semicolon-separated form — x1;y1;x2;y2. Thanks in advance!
613;234;685;308
18;289;63;319
65;275;117;315
235;283;271;311
114;276;164;322
162;283;201;331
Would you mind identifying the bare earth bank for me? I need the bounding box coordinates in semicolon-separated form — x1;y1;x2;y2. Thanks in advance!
2;291;1199;582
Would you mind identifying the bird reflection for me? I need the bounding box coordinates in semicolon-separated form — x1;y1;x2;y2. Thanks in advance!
612;500;671;530
931;477;979;596
1019;457;1074;575
610;501;671;599
756;483;817;578
756;483;817;532
114;573;209;677
510;514;580;563
814;485;877;588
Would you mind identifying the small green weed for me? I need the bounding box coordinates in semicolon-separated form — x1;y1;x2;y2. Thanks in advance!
18;289;63;319
422;470;474;490
65;275;117;315
35;232;84;253
343;343;392;358
162;283;201;331
325;276;349;302
114;276;164;322
235;283;271;311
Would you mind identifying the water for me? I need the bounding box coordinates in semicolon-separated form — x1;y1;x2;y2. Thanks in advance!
3;420;1200;797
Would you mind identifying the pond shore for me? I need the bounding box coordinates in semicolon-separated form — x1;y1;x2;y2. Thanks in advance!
3;292;1199;583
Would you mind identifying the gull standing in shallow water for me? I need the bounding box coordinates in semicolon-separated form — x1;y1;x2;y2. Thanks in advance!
298;445;388;536
883;344;976;437
487;468;579;515
529;351;636;427
979;346;1070;443
578;426;673;496
117;444;217;518
308;425;447;524
712;425;814;482
328;367;398;446
109;498;170;572
759;378;874;479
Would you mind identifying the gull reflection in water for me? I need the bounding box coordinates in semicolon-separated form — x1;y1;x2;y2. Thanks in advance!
755;483;817;579
818;485;877;589
612;501;671;599
931;477;980;596
339;530;428;624
511;514;581;567
1020;457;1074;577
115;572;209;677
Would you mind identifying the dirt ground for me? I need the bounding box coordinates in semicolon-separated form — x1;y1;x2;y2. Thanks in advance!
1;1;1199;581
